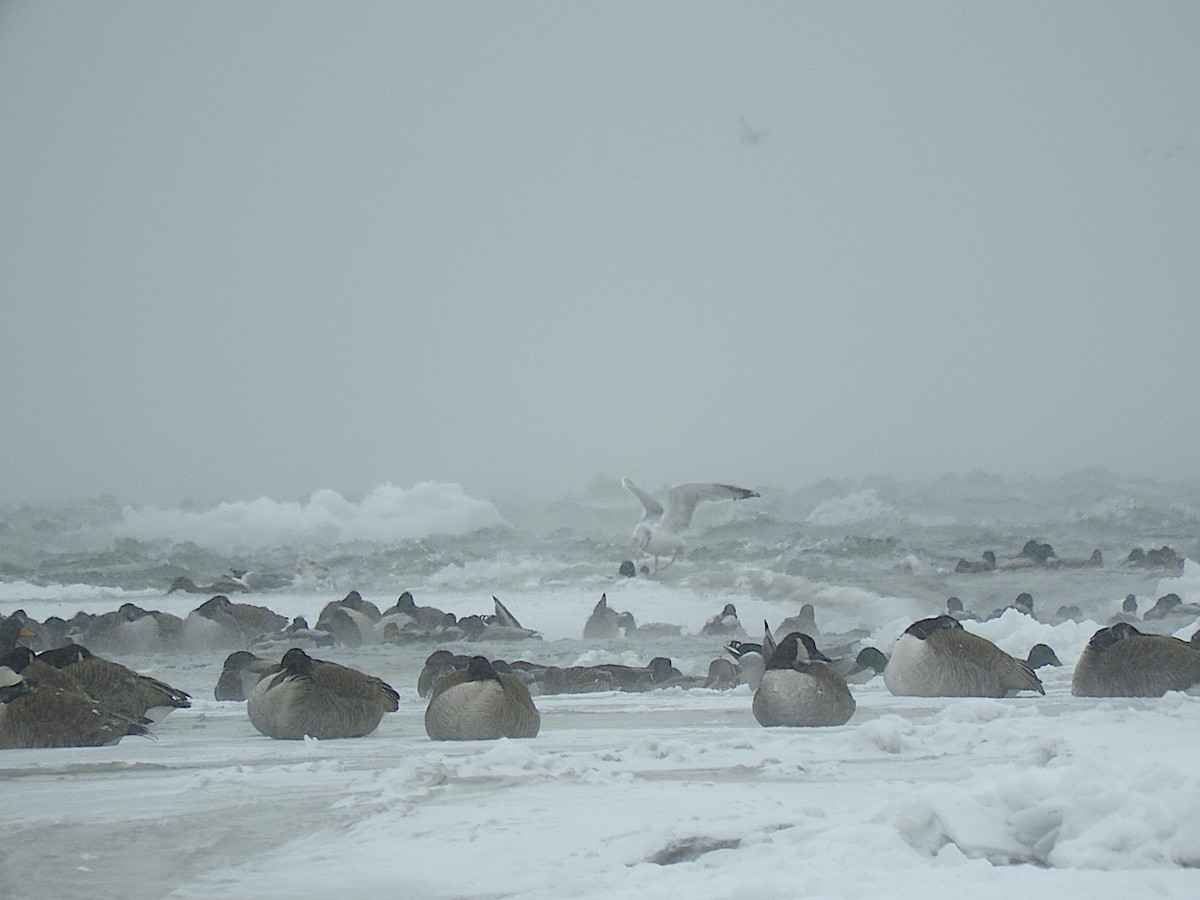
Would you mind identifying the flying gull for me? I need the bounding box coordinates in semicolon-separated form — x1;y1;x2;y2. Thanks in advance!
621;478;760;571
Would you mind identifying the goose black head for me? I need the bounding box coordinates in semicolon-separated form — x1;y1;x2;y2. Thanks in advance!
118;603;150;621
1155;593;1182;612
779;632;830;663
1089;622;1141;652
946;597;964;613
766;633;804;670
1026;643;1062;668
855;647;889;673
905;615;963;640
0;645;36;673
1122;594;1138;613
466;656;503;684
36;643;91;669
648;657;676;682
222;650;260;671
195;595;233;617
766;632;828;669
281;647;316;677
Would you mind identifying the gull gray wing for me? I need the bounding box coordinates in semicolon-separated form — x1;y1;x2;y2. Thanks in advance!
492;597;524;629
621;478;664;523
660;483;760;533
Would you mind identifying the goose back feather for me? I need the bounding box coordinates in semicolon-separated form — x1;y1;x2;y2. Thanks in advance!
425;656;540;740
884;615;1044;698
247;648;399;740
1072;623;1200;697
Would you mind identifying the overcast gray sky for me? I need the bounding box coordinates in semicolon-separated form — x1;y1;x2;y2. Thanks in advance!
1;2;1197;505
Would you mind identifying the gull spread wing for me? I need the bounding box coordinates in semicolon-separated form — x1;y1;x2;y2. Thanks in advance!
621;478;664;523
660;483;759;533
762;621;777;665
492;597;524;629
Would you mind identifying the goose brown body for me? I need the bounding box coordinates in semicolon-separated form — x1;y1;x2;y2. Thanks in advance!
36;643;190;720
884;616;1044;698
1072;623;1200;697
752;631;856;727
215;650;277;701
247;648;399;740
0;647;149;748
424;656;540;741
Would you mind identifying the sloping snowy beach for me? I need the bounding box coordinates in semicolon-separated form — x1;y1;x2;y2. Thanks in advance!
3;584;1200;899
3;476;1200;898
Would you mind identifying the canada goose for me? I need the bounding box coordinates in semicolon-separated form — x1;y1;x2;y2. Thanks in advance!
954;551;996;574
382;592;449;633
1123;546;1184;571
883;615;1044;698
582;594;637;640
417;650;471;698
78;603;185;653
250;616;336;651
1107;594;1141;626
315;606;377;647
0;615;35;652
945;597;980;622
247;648;399;740
701;604;744;637
1141;593;1200;623
590;657;688;692
319;590;383;625
1025;644;1063;669
183;595;288;649
538;665;616;695
621;478;759;571
833;647;889;684
1071;623;1200;697
36;643;191;721
752;629;856;727
775;604;818;639
424;655;541;740
703;658;739;689
1050;605;1084;626
1016;540;1056;564
0;647;150;748
460;598;540;642
985;592;1035;622
215;650;277;701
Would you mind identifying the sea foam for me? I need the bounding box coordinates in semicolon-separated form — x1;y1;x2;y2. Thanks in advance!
114;482;507;551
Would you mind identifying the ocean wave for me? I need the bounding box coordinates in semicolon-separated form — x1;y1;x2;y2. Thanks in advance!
806;489;899;527
113;483;508;551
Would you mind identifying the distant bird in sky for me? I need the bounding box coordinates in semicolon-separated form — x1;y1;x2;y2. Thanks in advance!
737;114;768;145
621;478;760;571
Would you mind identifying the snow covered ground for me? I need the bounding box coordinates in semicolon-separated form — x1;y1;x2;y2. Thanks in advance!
4;581;1200;899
